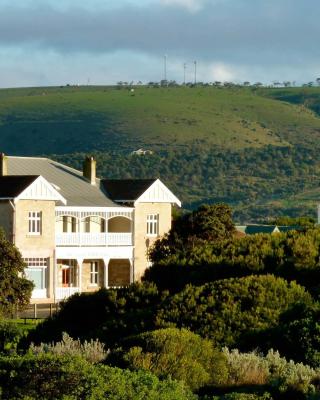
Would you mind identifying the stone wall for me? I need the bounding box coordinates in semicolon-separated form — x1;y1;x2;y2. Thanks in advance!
109;259;131;286
134;203;171;281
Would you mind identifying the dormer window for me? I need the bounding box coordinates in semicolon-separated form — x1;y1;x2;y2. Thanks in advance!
28;211;42;235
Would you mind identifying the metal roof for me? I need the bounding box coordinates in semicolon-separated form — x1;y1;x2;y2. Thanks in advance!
7;157;117;207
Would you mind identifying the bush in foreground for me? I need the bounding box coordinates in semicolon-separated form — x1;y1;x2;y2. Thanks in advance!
0;353;195;400
110;328;227;391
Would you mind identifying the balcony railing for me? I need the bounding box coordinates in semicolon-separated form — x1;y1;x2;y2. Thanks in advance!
56;232;133;247
55;287;80;301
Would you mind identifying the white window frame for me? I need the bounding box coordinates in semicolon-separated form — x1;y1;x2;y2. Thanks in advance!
147;214;159;236
23;257;48;298
28;211;42;235
90;261;99;285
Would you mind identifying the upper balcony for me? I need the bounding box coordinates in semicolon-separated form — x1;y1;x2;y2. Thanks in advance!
55;207;134;247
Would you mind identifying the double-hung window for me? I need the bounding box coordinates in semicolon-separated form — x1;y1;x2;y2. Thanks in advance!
28;212;42;235
90;262;99;285
147;214;159;236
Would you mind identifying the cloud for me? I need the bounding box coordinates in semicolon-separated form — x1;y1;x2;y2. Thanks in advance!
160;0;207;12
0;0;319;86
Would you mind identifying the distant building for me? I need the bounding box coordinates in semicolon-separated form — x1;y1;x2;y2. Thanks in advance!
131;148;154;156
236;224;301;235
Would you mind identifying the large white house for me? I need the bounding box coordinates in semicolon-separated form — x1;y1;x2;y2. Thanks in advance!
0;154;181;303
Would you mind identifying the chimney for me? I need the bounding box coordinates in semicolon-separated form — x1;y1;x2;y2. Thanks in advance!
83;156;96;185
0;153;8;176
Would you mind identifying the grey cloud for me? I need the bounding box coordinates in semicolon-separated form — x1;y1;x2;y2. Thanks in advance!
0;0;319;67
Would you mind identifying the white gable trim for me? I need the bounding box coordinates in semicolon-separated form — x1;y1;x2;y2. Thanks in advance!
134;179;181;207
15;176;67;204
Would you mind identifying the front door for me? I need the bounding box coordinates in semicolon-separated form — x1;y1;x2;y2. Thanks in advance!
62;267;70;287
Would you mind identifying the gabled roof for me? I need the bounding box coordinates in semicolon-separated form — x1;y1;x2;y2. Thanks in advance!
245;225;279;234
101;178;181;207
0;175;67;204
101;179;157;201
0;175;39;198
7;157;116;207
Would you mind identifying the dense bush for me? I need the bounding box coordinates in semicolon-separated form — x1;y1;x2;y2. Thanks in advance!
0;321;29;354
145;229;320;295
110;328;227;391
0;353;196;400
28;282;167;346
258;303;320;368
155;275;312;347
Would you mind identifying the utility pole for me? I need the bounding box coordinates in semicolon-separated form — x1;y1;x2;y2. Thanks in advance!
194;60;197;85
183;63;187;85
164;55;167;84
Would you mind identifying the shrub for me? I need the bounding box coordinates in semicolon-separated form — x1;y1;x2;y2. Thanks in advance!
0;353;196;400
0;321;29;354
268;303;320;368
156;275;311;347
110;328;227;391
29;332;107;363
28;282;167;346
222;348;320;397
223;348;269;386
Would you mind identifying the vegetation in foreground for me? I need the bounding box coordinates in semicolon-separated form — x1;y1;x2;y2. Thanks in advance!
1;204;320;398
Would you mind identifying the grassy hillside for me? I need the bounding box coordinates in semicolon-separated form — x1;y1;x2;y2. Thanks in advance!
1;85;320;221
1;85;320;155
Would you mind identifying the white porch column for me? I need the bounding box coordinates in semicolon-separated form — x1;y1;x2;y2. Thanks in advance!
76;258;83;291
103;257;110;288
129;258;134;284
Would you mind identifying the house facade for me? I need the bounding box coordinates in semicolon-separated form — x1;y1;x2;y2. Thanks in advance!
0;154;180;303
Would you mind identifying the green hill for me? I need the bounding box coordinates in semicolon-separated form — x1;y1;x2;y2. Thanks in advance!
1;85;320;221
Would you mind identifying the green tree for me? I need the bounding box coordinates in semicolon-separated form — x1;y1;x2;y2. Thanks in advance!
0;230;33;316
149;204;235;264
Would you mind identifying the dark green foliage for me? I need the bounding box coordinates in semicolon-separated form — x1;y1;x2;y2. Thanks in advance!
0;230;33;316
267;216;315;228
53;143;320;222
155;275;312;348
28;283;167;346
0;321;30;355
261;303;320;368
144;229;320;294
149;204;235;264
109;328;227;391
0;353;195;400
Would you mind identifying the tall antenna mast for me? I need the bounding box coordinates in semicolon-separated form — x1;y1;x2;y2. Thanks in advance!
164;55;167;84
184;63;187;85
194;60;197;85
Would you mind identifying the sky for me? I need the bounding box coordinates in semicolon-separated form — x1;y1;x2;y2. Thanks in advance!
0;0;319;88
